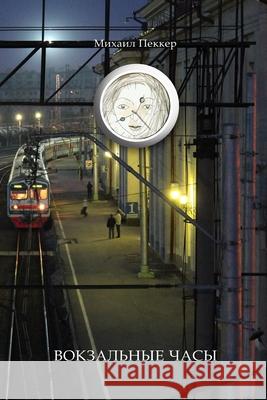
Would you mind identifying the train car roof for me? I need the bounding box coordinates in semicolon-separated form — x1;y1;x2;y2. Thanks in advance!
8;145;48;183
8;137;79;184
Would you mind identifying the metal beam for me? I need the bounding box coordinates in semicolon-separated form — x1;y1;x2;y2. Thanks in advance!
0;101;94;106
32;130;215;243
45;48;102;103
40;0;46;102
40;47;46;103
0;40;255;49
104;0;110;76
0;283;219;290
0;48;40;89
44;131;216;243
0;101;253;107
178;51;202;97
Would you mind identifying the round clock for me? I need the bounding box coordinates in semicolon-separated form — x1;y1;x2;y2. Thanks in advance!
94;64;179;147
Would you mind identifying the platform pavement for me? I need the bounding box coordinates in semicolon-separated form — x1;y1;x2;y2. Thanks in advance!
48;156;181;285
48;157;194;352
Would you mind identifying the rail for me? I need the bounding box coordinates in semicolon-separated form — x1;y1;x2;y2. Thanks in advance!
7;230;51;361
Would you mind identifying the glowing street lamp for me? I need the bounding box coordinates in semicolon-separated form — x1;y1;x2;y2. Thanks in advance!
169;183;188;207
15;113;22;124
35;112;42;133
169;182;180;200
15;113;23;146
180;194;188;206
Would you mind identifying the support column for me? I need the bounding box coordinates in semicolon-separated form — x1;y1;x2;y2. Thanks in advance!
255;3;267;360
194;112;216;351
93;125;99;201
18;120;22;147
81;136;85;171
138;148;154;279
221;123;242;360
78;136;83;180
109;139;113;197
243;73;257;360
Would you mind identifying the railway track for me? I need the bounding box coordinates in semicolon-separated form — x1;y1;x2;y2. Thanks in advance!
0;160;74;361
0;163;12;184
7;230;51;360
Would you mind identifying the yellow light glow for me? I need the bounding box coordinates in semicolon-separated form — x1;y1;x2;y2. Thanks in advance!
15;113;23;122
169;190;180;200
169;183;180;200
104;151;112;158
180;195;188;205
188;185;195;206
39;203;45;211
35;112;42;120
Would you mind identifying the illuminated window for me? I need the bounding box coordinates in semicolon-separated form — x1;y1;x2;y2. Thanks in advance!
29;188;48;200
10;191;27;200
39;189;48;200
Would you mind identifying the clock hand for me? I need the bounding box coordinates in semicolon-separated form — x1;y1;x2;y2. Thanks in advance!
132;110;151;130
115;113;133;122
134;96;145;115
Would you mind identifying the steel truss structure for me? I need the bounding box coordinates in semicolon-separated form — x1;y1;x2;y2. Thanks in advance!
0;0;254;108
0;0;257;356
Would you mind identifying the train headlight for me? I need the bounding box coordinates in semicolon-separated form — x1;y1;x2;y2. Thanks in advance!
39;203;46;211
13;204;18;210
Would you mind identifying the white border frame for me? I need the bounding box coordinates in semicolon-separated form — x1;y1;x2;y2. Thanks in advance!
94;64;179;148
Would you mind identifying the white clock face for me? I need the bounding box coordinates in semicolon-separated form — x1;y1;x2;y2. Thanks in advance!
94;64;179;147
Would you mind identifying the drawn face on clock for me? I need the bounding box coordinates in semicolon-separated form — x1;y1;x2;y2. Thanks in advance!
102;73;170;140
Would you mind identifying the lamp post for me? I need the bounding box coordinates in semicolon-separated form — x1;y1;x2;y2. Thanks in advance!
15;113;23;146
35;112;42;133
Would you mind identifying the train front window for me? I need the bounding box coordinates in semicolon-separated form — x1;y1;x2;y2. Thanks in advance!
29;188;48;200
39;188;48;200
10;190;27;200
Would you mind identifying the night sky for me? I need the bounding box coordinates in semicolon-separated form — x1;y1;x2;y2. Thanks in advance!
0;0;147;71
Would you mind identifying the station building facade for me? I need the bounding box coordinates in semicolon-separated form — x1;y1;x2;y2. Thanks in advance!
104;0;267;357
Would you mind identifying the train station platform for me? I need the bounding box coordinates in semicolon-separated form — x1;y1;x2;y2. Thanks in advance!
49;156;180;286
48;156;194;353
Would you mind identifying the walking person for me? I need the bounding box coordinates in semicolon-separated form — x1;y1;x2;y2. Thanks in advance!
87;180;93;200
114;209;122;238
78;165;83;180
107;214;116;239
80;199;88;217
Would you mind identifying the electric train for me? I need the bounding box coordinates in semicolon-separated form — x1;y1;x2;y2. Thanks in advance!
7;137;80;229
7;146;50;228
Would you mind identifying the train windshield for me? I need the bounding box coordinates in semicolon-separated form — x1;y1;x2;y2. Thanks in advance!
10;190;27;200
10;183;28;200
29;184;48;200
